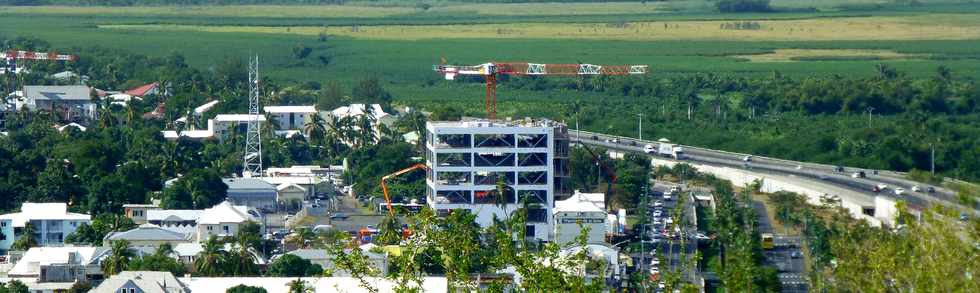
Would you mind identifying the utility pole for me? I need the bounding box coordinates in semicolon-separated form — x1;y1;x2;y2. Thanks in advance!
931;143;936;175
866;106;875;128
637;113;643;141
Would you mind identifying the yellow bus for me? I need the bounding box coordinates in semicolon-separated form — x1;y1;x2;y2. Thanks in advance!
761;233;775;250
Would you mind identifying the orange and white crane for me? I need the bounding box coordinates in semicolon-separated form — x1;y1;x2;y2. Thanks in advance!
2;50;78;74
379;163;428;216
433;62;649;119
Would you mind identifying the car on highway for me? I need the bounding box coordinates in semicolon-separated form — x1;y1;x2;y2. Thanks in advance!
790;251;802;258
651;258;660;266
330;213;349;221
927;186;936;193
894;188;906;195
644;144;656;154
662;192;672;201
911;185;921;192
653;210;663;218
742;155;752;162
654;200;663;207
876;183;888;190
851;171;866;178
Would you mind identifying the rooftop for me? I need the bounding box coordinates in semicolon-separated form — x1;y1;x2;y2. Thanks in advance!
125;82;159;97
330;103;390;119
92;271;188;293
147;209;202;222
197;201;256;225
214;114;266;122
0;202;91;227
106;224;191;242
224;177;276;191
22;85;91;101
8;246;109;277
178;277;447;293
554;191;606;213
264;105;317;113
427;118;564;129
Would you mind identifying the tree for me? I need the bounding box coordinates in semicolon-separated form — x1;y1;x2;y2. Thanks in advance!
226;284;268;293
287;278;314;293
292;44;312;60
3;280;28;293
128;243;186;276
351;77;391;107
11;223;37;251
195;236;227;277
65;213;136;245
227;221;261;277
160;168;227;209
430;105;462;121
102;240;133;276
375;215;403;246
266;254;323;277
68;282;92;293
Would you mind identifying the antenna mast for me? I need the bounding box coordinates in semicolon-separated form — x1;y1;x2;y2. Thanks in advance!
243;55;263;177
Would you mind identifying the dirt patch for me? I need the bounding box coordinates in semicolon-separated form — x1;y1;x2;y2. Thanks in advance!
733;49;928;62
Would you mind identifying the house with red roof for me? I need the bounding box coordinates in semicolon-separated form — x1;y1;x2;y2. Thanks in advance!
125;82;160;97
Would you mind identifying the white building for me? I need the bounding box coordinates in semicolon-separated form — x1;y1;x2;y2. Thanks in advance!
264;105;317;135
178;277;447;293
195;201;259;242
425;119;570;241
19;85;97;122
7;246;109;285
0;203;91;252
553;191;607;245
325;104;396;144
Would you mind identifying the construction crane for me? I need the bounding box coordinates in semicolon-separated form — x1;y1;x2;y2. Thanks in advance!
379;163;428;216
433;62;649;119
1;50;77;74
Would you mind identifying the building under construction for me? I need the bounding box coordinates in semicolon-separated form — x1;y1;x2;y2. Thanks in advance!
424;118;569;241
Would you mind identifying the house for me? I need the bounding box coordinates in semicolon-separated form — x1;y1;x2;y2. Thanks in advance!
19;85;97;122
196;201;259;241
91;271;189;293
324;104;396;144
264;105;317;135
223;178;278;212
104;224;193;249
276;183;306;212
125;82;161;98
161;114;266;142
178;277;447;293
289;243;390;276
55;122;86;132
7;246;109;283
553;191;607;245
0;203;92;252
123;203;160;225
147;209;202;228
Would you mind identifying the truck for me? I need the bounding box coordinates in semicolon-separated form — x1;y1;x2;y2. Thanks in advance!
671;146;685;160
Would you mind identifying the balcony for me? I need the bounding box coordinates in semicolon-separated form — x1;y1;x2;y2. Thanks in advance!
435;171;471;185
436;153;471;167
475;171;514;185
435;190;471;204
475;134;515;148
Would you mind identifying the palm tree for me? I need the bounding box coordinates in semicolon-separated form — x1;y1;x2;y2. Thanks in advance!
228;226;260;276
97;97;115;128
11;223;38;250
195;236;226;277
102;240;133;276
304;113;328;146
155;243;174;258
288;278;313;293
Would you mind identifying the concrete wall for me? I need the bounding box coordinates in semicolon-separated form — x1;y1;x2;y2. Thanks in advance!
650;157;893;227
553;211;606;245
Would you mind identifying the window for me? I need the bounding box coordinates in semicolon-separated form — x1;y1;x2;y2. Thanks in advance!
518;171;547;185
435;171;470;185
474;152;515;167
434;134;471;148
527;209;548;223
223;225;230;232
1;221;6;227
207;226;213;231
474;186;515;204
517;134;548;148
436;153;471;167
525;225;536;238
475;171;514;185
474;134;514;148
131;288;136;293
70;221;77;227
436;190;471;204
518;190;548;204
518;153;548;166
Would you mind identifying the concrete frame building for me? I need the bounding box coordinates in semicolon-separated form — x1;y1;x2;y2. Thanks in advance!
424;119;569;241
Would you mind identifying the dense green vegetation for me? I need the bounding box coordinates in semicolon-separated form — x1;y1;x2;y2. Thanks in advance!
766;190;979;291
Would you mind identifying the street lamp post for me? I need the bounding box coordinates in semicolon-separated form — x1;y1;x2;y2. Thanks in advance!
637;113;643;141
866;107;875;128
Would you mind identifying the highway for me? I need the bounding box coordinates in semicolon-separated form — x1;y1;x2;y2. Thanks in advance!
572;130;978;215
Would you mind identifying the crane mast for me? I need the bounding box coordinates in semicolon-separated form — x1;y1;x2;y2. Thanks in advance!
434;62;649;119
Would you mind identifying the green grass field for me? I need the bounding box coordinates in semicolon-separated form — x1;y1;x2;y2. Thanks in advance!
2;1;980;99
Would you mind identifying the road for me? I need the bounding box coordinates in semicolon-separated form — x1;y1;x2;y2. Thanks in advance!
573;130;978;215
